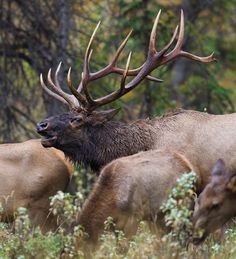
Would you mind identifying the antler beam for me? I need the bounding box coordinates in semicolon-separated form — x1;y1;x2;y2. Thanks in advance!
40;10;216;111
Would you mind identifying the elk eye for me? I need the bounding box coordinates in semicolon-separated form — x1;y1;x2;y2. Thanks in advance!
69;117;84;128
70;117;81;124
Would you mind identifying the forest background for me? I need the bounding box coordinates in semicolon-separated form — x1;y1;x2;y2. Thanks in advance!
1;0;236;142
1;1;236;257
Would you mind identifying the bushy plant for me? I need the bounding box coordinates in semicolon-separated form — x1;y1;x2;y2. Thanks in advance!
0;207;63;258
160;171;197;257
50;190;84;227
2;169;236;258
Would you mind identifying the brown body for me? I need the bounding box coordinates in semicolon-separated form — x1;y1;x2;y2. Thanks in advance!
71;110;236;246
151;110;236;191
35;10;218;241
37;11;215;179
76;149;194;245
193;159;236;244
37;108;236;190
0;139;73;231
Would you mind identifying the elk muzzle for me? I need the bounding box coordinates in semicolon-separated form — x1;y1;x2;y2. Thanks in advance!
192;218;208;245
37;121;49;132
37;121;57;147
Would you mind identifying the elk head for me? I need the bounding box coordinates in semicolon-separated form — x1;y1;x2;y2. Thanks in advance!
37;10;215;165
192;159;236;245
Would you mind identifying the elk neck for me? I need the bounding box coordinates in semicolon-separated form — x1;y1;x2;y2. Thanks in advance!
64;119;157;171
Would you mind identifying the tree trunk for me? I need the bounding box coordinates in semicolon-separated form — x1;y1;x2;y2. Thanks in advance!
42;0;72;116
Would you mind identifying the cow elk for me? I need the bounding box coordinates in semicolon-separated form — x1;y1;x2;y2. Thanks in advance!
37;10;216;176
193;159;236;245
0;139;73;232
74;149;196;247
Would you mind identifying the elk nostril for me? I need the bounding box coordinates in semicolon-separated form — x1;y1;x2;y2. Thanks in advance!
37;122;48;132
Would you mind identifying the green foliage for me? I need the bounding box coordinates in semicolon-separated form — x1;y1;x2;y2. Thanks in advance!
2;177;236;258
73;167;97;197
0;208;62;258
1;0;236;141
1;2;236;258
50;190;84;227
161;171;197;258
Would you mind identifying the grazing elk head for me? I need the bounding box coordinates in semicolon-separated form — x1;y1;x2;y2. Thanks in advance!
37;10;215;168
192;159;236;245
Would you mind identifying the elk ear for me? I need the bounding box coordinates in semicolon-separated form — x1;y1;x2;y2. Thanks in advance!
212;159;226;176
99;108;120;121
87;108;120;126
226;175;236;193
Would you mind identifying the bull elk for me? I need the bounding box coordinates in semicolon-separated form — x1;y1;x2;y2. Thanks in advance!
193;159;236;245
0;139;73;231
37;10;217;178
75;149;195;247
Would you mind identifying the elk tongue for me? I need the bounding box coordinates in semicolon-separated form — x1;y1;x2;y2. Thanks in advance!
41;135;57;147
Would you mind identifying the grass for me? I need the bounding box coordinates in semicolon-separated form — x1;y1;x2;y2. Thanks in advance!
1;171;236;258
2;219;236;259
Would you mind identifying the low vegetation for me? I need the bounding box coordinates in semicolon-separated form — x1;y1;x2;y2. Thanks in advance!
1;170;236;259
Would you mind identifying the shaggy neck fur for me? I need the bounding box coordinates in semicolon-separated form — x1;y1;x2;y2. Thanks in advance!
61;120;157;171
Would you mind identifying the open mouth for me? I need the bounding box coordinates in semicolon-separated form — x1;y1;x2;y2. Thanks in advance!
37;126;57;147
41;135;57;147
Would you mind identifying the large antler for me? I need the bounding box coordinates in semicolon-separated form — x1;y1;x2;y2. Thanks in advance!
40;10;216;112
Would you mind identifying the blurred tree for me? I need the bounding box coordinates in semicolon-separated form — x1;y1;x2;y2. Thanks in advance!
0;0;75;141
170;0;235;113
0;0;235;142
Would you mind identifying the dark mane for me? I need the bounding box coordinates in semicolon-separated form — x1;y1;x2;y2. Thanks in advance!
60;120;157;172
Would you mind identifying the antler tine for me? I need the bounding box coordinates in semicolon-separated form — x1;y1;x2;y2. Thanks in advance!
179;51;216;63
157;25;179;57
149;9;161;55
175;9;185;51
76;22;101;99
165;9;216;63
47;68;60;92
164;9;185;60
83;21;101;83
47;68;77;107
120;52;132;90
54;61;63;89
67;68;87;107
86;22;101;58
77;49;94;93
88;49;93;63
111;30;133;66
40;74;69;106
146;75;163;83
113;64;163;82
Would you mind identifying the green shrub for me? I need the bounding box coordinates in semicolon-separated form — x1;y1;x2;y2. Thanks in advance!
2;170;236;258
161;171;197;245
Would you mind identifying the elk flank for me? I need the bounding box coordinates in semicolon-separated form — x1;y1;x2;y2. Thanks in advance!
0;139;73;231
75;149;195;246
